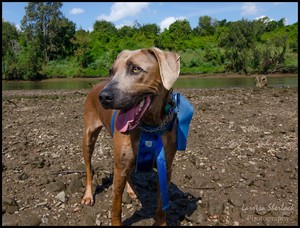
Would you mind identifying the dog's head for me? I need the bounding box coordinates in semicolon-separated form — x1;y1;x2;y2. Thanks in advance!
99;47;180;132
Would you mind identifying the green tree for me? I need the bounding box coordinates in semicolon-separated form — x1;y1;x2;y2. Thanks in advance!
139;23;160;39
2;20;20;79
194;16;216;36
219;19;255;74
71;29;92;68
156;19;191;51
20;2;75;79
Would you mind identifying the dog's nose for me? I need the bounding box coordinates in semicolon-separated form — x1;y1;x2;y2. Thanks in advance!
99;89;114;109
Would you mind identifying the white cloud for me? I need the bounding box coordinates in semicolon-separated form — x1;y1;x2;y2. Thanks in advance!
15;24;21;31
97;2;150;22
241;3;259;16
159;16;186;32
254;15;274;22
70;8;85;15
116;20;135;29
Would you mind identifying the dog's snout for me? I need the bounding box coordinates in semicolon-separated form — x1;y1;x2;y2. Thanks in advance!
99;89;114;109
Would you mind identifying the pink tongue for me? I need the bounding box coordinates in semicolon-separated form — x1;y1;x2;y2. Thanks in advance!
116;96;151;132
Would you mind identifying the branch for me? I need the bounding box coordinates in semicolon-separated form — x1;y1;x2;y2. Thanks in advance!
51;170;85;175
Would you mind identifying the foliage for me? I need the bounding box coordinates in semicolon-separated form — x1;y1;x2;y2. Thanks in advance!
1;3;298;80
2;20;20;79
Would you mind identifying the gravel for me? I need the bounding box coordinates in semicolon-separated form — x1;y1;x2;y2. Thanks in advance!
2;87;298;226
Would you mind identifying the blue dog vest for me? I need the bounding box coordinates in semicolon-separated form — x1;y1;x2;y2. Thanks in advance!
111;92;194;211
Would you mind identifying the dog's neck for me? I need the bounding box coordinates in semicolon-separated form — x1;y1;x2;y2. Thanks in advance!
142;88;172;126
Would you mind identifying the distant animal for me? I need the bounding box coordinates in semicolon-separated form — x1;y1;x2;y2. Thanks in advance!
81;47;194;225
255;75;268;88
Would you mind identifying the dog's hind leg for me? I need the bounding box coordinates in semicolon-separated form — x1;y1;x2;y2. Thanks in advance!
81;108;102;206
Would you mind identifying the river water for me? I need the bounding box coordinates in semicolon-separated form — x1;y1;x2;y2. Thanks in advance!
2;75;298;90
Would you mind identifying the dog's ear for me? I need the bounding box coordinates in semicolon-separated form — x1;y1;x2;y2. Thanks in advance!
149;47;180;90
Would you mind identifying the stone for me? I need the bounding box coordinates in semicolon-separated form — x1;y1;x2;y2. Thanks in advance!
18;211;42;226
2;197;19;214
45;180;65;193
208;200;224;218
56;191;67;203
67;178;83;194
228;192;245;207
2;213;19;226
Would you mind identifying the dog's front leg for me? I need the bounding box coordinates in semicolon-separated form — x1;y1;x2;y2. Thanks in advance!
111;134;135;226
81;121;102;206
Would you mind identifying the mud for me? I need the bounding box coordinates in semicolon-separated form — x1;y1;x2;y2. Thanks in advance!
2;86;298;226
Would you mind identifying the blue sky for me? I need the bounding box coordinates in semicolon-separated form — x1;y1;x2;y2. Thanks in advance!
2;2;298;32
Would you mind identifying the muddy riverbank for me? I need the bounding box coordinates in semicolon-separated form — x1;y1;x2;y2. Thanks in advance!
2;86;298;226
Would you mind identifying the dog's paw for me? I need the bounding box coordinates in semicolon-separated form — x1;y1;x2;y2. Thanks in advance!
125;182;137;200
81;195;94;206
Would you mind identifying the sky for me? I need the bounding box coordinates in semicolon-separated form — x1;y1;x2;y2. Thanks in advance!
2;2;298;32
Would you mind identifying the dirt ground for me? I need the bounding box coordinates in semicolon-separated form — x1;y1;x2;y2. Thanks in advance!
2;85;298;226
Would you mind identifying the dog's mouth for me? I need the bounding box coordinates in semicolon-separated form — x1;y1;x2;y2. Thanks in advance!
116;95;152;133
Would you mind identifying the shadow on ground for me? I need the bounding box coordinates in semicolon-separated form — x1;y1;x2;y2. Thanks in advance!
94;171;199;226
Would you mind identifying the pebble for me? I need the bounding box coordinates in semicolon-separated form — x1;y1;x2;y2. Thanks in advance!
208;200;224;218
275;151;287;160
2;197;19;214
46;180;66;193
95;219;101;226
18;211;42;226
228;142;238;150
31;157;46;168
233;221;239;226
55;191;67;203
67;178;83;194
122;190;132;204
73;207;81;212
2;88;298;226
228;193;245;207
18;172;29;180
2;213;19;226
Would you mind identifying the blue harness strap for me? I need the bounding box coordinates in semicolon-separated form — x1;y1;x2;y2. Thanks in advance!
136;131;170;211
173;93;194;150
110;92;194;211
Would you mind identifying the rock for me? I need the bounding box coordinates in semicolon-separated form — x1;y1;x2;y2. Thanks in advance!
208;200;224;218
2;213;19;226
56;191;67;203
18;172;29;180
31;157;46;168
46;180;65;193
228;142;238;150
2;197;19;214
122;190;132;204
275;151;287;160
185;204;207;224
18;211;42;226
2;163;7;171
228;192;245;207
264;179;277;189
79;214;95;226
67;178;83;194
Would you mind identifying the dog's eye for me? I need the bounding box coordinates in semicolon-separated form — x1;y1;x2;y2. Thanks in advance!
131;65;142;74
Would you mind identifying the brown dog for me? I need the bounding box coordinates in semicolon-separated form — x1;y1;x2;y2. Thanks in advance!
81;47;181;225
